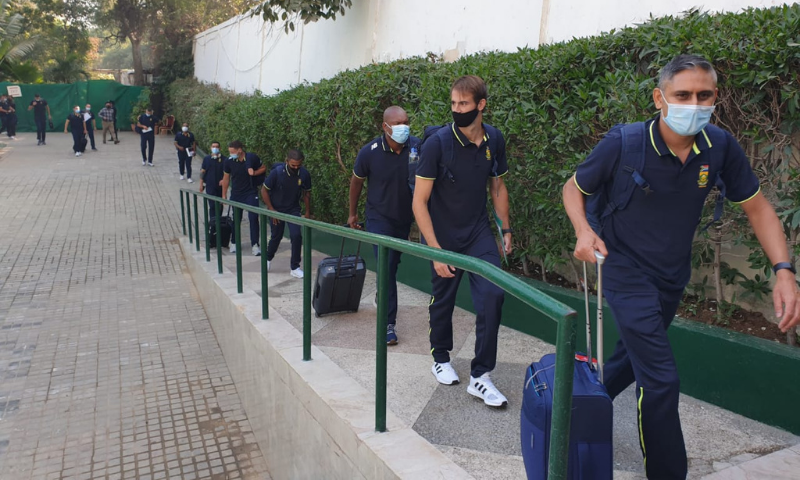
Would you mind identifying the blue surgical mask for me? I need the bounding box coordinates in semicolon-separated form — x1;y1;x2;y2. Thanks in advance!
387;123;410;144
659;89;715;137
74;108;80;113
211;147;220;154
229;153;238;159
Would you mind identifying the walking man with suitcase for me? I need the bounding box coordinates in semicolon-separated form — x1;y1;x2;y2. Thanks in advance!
261;149;311;278
84;104;98;151
413;75;513;408
199;141;227;226
29;93;51;145
562;54;799;479
222;140;264;256
349;106;419;345
64;106;87;157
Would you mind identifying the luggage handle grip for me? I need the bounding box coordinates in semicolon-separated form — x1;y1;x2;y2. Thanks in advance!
335;223;363;280
583;250;605;383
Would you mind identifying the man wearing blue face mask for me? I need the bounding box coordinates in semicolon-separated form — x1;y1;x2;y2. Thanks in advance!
136;108;157;166
562;54;799;479
349;106;419;345
199;141;227;226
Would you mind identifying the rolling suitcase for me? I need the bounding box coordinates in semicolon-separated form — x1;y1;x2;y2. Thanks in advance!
312;237;366;317
521;251;613;479
208;206;233;248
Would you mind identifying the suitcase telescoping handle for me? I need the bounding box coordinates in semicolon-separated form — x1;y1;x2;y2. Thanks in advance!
583;251;606;383
334;223;363;280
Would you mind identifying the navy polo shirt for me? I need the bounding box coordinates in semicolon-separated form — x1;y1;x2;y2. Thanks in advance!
353;134;419;226
137;114;157;133
224;153;261;198
201;155;227;196
174;131;195;149
416;123;508;251
245;152;266;188
66;113;84;132
30;99;47;119
264;164;312;212
574;116;760;292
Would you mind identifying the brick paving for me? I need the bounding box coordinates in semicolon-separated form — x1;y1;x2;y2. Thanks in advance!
0;132;270;480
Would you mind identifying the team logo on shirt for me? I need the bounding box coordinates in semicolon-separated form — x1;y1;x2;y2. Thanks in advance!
698;165;709;188
297;178;302;186
486;146;491;161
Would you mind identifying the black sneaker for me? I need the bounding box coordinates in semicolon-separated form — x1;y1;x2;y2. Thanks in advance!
387;324;398;345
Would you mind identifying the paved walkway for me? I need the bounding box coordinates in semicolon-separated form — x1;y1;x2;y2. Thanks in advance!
0;132;270;480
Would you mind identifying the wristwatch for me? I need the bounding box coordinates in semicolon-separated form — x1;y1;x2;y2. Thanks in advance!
772;262;797;275
501;228;514;235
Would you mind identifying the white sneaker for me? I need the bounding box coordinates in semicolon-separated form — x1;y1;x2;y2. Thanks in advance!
432;362;459;385
252;244;261;256
229;243;236;254
142;160;146;166
187;178;193;183
290;268;304;279
180;175;185;180
75;152;80;157
467;373;508;407
267;260;271;271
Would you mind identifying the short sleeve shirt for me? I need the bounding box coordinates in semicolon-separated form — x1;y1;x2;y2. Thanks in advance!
174;131;195;149
138;114;157;132
353;135;419;226
30;99;48;118
201;154;227;196
416;123;508;251
67;113;85;132
223;156;257;198
574;116;759;291
244;152;265;188
264;165;312;212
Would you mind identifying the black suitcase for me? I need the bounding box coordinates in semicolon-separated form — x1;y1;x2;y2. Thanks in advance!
80;136;88;152
209;208;233;248
313;237;366;317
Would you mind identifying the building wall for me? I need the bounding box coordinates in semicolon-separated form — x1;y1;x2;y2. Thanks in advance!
193;0;789;93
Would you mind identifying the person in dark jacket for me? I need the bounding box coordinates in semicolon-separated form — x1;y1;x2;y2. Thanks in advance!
64;106;87;157
84;104;97;151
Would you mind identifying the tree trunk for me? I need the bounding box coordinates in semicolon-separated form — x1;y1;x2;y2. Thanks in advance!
540;259;547;283
521;256;530;277
130;35;144;86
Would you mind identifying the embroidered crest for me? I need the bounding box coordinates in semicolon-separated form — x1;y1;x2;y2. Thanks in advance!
371;142;378;150
297;178;302;186
486;146;491;162
698;164;709;188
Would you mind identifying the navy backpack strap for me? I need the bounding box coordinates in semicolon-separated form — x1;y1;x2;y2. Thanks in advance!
600;122;649;222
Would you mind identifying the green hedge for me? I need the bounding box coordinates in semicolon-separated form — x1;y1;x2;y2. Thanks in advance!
169;5;800;283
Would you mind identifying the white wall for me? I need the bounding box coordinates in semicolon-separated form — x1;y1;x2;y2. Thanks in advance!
194;0;794;93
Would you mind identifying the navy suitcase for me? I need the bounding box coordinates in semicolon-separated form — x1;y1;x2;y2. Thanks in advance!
521;252;613;479
312;236;366;317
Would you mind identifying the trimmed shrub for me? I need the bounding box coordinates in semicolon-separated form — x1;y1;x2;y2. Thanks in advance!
169;5;800;296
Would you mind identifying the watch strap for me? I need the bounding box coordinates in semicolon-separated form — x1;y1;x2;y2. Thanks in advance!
772;262;797;274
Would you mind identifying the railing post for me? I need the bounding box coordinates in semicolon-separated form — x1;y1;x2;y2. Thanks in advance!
180;192;186;235
375;245;389;433
215;201;223;274
234;207;242;294
302;225;312;361
260;214;269;319
186;192;193;244
548;314;578;480
193;194;200;252
203;198;210;262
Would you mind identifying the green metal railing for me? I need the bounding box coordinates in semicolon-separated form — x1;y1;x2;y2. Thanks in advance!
179;189;579;479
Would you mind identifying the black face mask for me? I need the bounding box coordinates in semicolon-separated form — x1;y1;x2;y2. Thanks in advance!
452;108;480;128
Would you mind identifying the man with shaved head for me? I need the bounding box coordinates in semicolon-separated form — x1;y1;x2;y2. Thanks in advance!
349;106;420;345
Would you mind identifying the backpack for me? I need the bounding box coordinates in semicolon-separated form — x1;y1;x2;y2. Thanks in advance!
585;122;727;235
409;122;500;192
